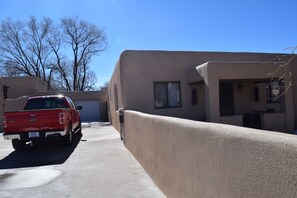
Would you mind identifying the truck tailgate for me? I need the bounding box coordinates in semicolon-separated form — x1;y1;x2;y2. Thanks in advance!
4;109;66;133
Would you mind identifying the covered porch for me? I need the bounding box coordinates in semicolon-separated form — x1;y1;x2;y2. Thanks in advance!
195;61;294;133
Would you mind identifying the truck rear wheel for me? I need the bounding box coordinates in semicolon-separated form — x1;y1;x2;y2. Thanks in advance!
77;120;82;134
62;125;73;146
12;139;26;150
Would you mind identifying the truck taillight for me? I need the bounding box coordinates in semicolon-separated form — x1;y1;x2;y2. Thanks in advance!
3;116;7;128
59;113;65;124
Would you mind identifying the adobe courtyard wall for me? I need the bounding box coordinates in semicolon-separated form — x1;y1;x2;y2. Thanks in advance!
122;110;297;198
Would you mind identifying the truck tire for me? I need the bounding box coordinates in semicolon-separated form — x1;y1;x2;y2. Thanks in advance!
12;139;26;150
62;125;73;146
77;120;82;134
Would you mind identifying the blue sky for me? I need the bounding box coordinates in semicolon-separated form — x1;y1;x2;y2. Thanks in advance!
0;0;297;87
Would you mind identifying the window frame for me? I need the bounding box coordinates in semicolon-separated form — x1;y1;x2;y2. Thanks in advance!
153;81;181;109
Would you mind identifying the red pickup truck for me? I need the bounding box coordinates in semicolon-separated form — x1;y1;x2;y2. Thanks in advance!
3;95;82;150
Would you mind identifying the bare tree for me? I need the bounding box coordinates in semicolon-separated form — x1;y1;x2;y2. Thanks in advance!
82;69;98;91
46;26;72;90
0;17;54;87
268;47;297;98
0;16;108;91
100;81;109;90
60;16;107;91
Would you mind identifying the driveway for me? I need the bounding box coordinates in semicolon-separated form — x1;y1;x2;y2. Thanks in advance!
0;123;165;198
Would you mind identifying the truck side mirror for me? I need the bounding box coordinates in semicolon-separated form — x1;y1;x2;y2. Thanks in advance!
76;106;83;110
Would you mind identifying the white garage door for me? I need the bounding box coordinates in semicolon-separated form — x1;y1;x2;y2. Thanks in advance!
74;100;100;122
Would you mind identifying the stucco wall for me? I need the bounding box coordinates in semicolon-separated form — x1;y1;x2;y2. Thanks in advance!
123;110;297;198
108;60;122;131
4;96;29;112
0;76;47;132
3;76;47;99
189;83;206;120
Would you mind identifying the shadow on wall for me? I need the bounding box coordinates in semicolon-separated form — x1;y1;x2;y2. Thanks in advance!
0;133;82;169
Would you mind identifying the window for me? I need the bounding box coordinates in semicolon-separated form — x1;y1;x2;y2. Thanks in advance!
266;81;282;103
24;97;68;110
154;82;181;108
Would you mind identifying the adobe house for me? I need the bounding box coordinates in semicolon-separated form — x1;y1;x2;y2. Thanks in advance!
108;50;297;133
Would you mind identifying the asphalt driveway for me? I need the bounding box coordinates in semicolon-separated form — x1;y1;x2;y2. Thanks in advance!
0;123;165;198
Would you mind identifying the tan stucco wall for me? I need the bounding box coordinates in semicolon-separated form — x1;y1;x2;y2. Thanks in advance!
2;76;47;99
109;50;296;130
4;96;29;112
0;76;47;132
123;110;297;198
108;60;122;131
189;83;206;120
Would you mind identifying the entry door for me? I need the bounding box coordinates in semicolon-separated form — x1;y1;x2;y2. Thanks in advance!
219;82;235;116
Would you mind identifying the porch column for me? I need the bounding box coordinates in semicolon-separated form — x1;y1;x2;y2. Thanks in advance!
204;74;220;123
197;63;221;123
